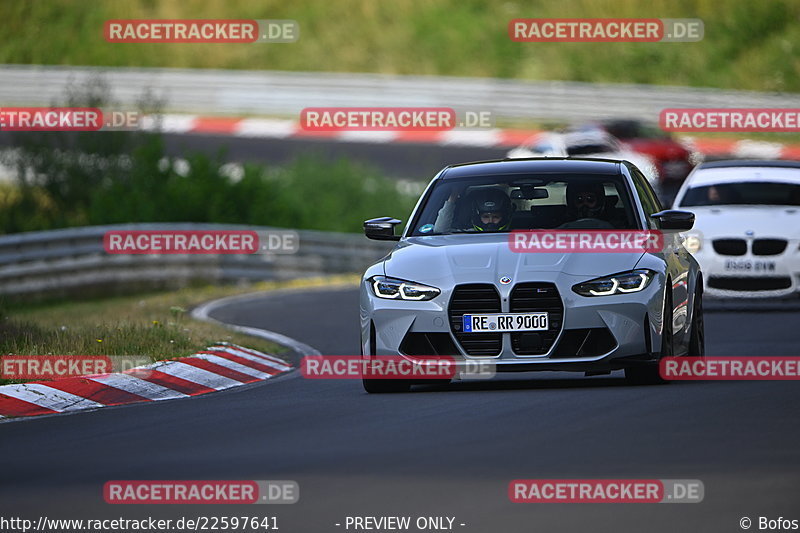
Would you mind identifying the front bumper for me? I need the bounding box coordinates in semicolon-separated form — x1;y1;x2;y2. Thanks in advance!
692;240;800;299
360;272;665;372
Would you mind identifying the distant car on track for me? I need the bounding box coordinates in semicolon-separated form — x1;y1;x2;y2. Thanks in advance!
507;129;659;185
673;160;800;299
595;119;697;187
360;158;703;392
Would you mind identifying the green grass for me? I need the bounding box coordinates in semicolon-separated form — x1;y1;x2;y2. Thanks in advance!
1;0;798;92
0;274;359;385
0;131;420;235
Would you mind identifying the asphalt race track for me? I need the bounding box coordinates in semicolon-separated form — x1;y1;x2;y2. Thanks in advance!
1;285;799;533
0;131;508;179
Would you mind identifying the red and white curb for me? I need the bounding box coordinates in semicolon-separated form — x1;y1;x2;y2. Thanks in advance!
142;114;800;159
0;343;292;421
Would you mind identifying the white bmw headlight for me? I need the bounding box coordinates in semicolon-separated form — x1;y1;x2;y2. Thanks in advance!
572;270;655;297
370;276;440;301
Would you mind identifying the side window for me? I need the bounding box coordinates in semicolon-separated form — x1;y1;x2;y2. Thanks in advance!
630;167;662;229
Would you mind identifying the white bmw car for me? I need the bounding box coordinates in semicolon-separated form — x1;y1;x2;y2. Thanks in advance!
673;160;800;298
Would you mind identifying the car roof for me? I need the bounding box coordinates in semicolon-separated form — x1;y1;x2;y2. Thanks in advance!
697;159;800;170
561;130;616;146
441;157;622;178
687;160;800;187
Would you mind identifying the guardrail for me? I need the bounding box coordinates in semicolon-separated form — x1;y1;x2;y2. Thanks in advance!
0;224;394;298
2;65;799;123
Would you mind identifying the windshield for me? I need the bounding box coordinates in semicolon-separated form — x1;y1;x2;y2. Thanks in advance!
410;173;639;236
680;181;800;207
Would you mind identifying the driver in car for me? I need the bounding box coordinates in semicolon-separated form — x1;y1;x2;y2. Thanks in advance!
433;187;512;232
471;189;512;231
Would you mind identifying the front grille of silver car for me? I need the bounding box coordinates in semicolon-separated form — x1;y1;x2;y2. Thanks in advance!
712;238;747;256
509;282;564;355
752;238;787;256
448;284;502;356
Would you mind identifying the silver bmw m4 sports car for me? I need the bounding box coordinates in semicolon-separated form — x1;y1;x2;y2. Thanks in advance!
360;158;703;392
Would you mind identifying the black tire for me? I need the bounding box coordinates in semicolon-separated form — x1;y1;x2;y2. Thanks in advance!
360;333;411;393
626;289;672;385
688;284;705;357
362;378;412;393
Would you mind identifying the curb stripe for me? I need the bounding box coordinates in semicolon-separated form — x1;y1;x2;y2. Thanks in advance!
211;345;292;369
149;361;242;390
0;384;103;412
178;358;259;383
439;129;503;147
209;347;291;372
192;353;275;379
0;344;292;421
90;373;188;400
235;118;298;138
133;370;215;396
0;393;59;417
337;131;399;143
41;377;149;406
200;350;283;376
149;113;800;159
192;116;242;134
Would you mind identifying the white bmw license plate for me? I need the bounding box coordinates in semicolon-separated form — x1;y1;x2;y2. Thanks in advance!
462;312;548;333
724;260;776;272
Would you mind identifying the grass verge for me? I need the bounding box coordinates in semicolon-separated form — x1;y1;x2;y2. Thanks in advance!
1;0;798;92
0;274;360;385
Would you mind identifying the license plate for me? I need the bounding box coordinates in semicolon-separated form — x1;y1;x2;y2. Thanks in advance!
724;260;776;272
462;312;548;333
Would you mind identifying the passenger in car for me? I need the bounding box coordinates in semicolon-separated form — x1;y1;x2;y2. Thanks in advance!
559;182;615;229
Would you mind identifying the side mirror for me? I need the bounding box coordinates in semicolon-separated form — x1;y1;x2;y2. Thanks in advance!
364;217;402;241
651;210;694;231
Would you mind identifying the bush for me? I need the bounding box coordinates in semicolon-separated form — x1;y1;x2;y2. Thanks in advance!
1;80;417;234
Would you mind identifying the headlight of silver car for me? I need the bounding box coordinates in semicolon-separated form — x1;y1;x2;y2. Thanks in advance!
370;276;441;301
572;269;655;297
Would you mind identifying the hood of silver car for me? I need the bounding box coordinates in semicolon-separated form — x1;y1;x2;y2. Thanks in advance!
384;234;644;284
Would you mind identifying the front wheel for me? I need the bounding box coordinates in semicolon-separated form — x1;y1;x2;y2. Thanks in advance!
688;285;705;357
626;290;673;385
